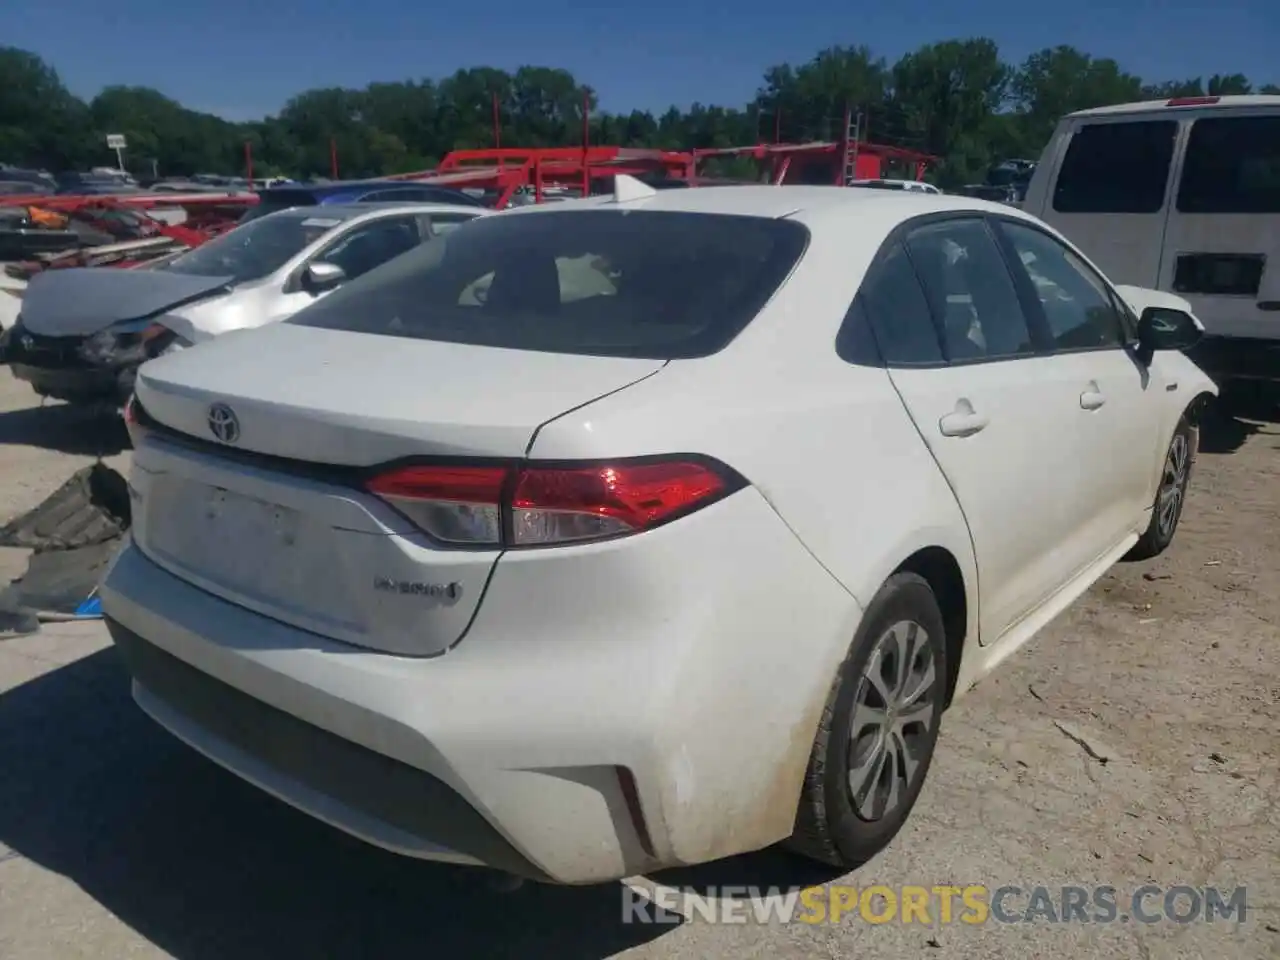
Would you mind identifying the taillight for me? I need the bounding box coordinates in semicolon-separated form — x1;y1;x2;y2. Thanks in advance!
365;457;743;549
1166;96;1220;107
510;461;730;545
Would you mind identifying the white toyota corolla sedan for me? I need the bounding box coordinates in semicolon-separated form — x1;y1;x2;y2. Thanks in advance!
102;179;1217;885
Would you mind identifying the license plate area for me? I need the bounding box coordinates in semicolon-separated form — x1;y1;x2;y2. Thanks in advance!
144;477;364;633
1173;253;1265;297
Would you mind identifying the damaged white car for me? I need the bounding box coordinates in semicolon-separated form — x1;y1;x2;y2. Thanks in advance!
1;202;485;406
104;183;1217;885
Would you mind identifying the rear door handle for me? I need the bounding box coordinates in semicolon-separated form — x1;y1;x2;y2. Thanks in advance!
1080;383;1107;410
938;406;989;437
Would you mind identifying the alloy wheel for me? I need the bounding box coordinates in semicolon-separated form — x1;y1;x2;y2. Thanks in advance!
1157;433;1190;538
847;620;938;821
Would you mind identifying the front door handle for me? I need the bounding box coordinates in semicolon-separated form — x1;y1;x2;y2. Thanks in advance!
1080;382;1107;410
939;400;989;437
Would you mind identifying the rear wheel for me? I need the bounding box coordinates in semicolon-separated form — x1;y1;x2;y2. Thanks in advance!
788;572;946;867
1125;417;1193;561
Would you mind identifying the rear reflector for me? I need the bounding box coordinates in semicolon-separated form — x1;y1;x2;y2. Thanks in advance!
366;458;743;548
1166;96;1220;107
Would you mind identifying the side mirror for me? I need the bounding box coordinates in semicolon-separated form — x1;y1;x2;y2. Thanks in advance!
1135;306;1202;365
302;261;346;294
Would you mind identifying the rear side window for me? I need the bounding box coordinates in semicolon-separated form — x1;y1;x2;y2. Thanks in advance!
854;241;943;366
905;219;1034;362
1177;116;1280;214
288;210;809;359
1052;121;1177;214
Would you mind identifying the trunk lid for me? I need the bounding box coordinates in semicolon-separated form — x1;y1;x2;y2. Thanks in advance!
129;322;665;655
135;321;664;462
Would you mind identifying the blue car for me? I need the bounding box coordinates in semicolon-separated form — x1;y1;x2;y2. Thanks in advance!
242;179;488;221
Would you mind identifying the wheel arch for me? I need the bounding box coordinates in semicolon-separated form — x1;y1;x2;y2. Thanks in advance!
1185;390;1216;459
1185;390;1216;426
893;545;970;709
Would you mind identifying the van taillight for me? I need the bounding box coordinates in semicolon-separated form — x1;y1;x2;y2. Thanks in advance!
1166;96;1220;107
365;458;744;548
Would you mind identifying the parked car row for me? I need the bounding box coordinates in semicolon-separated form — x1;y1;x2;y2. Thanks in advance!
32;164;1216;884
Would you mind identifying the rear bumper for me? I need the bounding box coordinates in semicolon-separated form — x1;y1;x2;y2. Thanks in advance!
100;490;861;884
108;619;547;878
1186;336;1280;383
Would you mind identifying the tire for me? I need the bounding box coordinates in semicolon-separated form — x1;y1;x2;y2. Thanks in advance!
1124;416;1193;562
787;572;947;867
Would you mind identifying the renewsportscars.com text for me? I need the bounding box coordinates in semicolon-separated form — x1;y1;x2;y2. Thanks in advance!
622;883;1249;925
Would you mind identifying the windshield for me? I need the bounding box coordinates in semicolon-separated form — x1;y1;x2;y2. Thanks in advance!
288;209;809;359
161;210;345;283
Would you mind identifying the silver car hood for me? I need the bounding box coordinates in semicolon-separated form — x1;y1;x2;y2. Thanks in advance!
19;267;234;337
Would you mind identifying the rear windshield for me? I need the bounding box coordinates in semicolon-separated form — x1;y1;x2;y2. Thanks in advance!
287;209;809;359
239;189;318;223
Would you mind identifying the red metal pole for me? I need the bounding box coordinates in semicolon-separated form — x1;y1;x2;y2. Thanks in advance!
244;140;253;187
581;90;590;198
838;104;851;185
330;138;339;179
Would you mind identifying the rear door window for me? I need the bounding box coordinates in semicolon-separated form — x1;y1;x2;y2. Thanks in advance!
288;210;809;359
904;219;1036;362
1177;115;1280;214
1052;121;1178;214
852;241;944;366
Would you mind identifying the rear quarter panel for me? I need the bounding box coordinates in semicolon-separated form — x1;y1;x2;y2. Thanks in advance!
527;230;980;657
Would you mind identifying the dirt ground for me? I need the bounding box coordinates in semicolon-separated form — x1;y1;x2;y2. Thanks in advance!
0;367;1275;960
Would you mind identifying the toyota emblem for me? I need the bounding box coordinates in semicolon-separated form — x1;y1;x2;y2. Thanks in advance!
207;403;240;444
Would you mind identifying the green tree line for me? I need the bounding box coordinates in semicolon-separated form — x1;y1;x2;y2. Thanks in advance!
2;41;1277;187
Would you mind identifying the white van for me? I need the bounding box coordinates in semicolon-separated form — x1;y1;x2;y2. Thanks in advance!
1023;95;1280;382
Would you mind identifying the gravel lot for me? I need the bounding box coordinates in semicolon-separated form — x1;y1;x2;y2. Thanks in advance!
0;368;1276;960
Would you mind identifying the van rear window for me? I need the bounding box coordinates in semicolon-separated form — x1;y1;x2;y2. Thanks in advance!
1052;121;1177;215
1177;116;1280;214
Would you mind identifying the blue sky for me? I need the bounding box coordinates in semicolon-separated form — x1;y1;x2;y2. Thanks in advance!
8;0;1278;121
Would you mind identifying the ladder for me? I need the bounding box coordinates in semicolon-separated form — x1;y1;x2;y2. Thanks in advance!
843;110;862;184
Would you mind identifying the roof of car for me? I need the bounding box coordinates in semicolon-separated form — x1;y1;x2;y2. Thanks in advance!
1067;94;1280;118
291;201;487;218
499;184;1031;231
254;202;485;224
261;179;473;198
